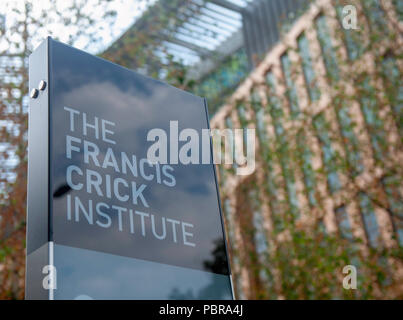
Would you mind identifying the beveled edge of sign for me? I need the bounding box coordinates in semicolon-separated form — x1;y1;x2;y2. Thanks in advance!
26;37;51;300
203;98;234;300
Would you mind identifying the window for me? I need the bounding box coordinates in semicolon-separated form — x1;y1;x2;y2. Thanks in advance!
392;0;403;21
251;88;271;163
249;189;273;289
359;78;387;161
298;33;320;101
237;103;248;127
315;15;339;81
255;104;267;143
250;191;269;256
358;192;381;248
251;89;267;143
362;0;388;31
381;56;403;135
265;72;282;114
382;176;403;247
335;98;364;175
313;113;341;193
281;52;299;116
297;132;317;206
335;206;354;241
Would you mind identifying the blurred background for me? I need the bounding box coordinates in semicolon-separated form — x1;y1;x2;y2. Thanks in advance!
0;0;402;299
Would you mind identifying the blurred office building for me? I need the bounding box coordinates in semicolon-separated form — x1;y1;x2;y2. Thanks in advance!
106;0;403;299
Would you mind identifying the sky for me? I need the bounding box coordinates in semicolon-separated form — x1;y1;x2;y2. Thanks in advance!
82;0;158;53
0;0;157;54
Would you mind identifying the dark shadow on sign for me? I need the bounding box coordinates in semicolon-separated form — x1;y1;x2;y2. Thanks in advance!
53;184;71;198
168;238;230;299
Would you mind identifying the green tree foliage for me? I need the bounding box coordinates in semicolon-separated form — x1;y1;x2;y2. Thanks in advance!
0;0;123;299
